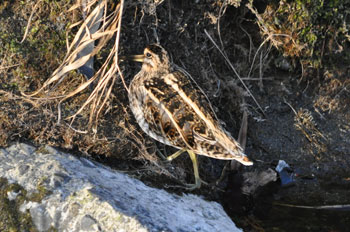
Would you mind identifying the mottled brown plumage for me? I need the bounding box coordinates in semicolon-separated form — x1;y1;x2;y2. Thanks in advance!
128;44;253;189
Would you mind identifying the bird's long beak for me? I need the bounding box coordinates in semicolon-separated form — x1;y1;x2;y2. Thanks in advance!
119;54;144;62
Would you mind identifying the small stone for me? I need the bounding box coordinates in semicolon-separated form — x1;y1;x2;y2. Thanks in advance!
80;215;99;231
30;204;53;231
17;164;30;175
7;190;20;201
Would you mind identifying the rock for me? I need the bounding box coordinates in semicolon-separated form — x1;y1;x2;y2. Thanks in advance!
241;169;277;196
0;143;241;232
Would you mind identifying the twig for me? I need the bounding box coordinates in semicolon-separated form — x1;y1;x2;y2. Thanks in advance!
0;64;20;70
65;122;88;134
237;110;248;150
283;98;298;115
115;0;128;93
259;51;263;91
0;90;40;108
274;202;350;211
239;25;253;62
217;2;228;49
239;77;273;80
20;0;42;43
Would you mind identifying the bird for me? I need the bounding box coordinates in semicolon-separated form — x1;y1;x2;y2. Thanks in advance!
128;44;253;190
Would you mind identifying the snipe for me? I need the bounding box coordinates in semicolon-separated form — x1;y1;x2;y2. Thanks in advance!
128;44;253;189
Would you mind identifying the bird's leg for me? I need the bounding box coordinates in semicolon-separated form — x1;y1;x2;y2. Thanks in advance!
165;149;207;190
185;150;205;190
166;148;186;161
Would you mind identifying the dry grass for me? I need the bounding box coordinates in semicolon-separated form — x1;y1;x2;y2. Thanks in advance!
22;0;125;132
314;72;350;113
246;2;303;58
20;0;43;44
285;100;327;159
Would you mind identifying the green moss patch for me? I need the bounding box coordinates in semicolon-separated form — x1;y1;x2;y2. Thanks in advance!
0;177;36;231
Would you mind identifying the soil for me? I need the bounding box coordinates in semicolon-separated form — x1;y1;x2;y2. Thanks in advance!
0;0;349;231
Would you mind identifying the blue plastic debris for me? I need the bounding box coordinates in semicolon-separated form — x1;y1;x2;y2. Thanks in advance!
275;160;295;187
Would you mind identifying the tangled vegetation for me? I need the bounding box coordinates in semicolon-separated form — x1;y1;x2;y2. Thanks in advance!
249;0;350;70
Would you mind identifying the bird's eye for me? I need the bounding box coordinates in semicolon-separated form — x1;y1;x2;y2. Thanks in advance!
146;52;152;58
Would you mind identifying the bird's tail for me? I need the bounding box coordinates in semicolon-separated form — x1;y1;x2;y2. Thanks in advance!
214;128;253;166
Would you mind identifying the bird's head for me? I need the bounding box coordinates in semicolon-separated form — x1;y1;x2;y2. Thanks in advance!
129;44;170;73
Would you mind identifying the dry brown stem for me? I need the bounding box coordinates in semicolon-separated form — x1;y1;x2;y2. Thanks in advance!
21;0;125;131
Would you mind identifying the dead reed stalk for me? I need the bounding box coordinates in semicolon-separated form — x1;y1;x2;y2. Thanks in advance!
22;0;125;132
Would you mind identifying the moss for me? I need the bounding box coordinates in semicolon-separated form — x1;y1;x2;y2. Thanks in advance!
35;146;50;155
250;0;350;70
29;178;52;202
0;177;38;231
0;0;76;94
0;177;53;231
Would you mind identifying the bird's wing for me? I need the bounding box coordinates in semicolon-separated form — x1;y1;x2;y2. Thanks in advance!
142;71;219;149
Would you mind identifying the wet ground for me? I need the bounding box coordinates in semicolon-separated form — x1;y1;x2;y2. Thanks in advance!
0;1;350;231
